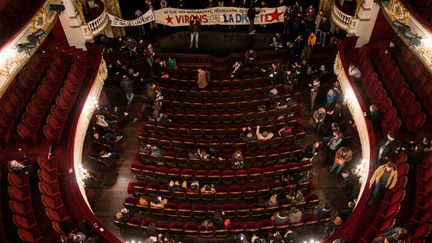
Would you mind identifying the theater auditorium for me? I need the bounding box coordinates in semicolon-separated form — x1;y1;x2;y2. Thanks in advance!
0;0;431;242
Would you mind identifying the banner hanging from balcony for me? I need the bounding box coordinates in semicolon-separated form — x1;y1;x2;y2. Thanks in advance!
107;10;155;27
154;6;286;26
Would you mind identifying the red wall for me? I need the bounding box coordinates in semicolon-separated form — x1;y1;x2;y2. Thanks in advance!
51;19;68;44
369;9;396;43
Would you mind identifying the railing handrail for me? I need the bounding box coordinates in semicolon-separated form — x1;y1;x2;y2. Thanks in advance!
399;0;432;34
87;0;108;35
332;2;353;29
0;0;45;52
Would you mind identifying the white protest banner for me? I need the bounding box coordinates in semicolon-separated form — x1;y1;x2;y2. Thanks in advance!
154;6;286;27
107;10;155;27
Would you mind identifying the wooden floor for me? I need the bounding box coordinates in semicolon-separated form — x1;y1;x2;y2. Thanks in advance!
88;31;353;242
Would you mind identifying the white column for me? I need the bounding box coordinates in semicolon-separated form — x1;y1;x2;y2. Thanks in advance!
58;0;87;50
351;0;381;47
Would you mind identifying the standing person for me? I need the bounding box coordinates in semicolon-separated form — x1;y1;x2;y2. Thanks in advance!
315;10;324;40
312;107;326;136
304;4;316;31
377;131;397;165
330;147;353;174
125;37;137;58
144;43;155;69
309;77;320;111
368;162;398;205
318;16;331;46
326;89;337;108
244;49;258;65
146;0;157;30
247;6;260;35
120;75;134;105
189;16;201;48
197;68;210;88
283;6;293;36
348;64;362;86
135;9;145;36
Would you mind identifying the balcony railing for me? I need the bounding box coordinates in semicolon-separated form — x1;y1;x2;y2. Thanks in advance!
331;2;354;30
85;0;108;38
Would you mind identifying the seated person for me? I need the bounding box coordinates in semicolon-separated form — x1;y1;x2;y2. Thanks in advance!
261;63;281;84
270;33;283;50
150;196;168;208
290;190;305;204
150;146;164;157
230;150;244;169
201;184;216;193
188;181;200;193
337;201;355;222
240;127;257;142
230;61;242;78
99;150;121;161
256;125;274;141
303;140;322;160
265;194;279;207
364;105;381;130
138;197;148;207
272;208;289;225
267;88;279;100
316;203;332;220
114;208;133;222
168;180;184;192
9;160;35;174
153;58;168;77
278;125;293;137
166;56;177;68
201;219;214;230
288;206;302;223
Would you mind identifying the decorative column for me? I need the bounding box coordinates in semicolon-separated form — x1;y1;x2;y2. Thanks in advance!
103;0;125;37
349;0;381;47
58;0;88;49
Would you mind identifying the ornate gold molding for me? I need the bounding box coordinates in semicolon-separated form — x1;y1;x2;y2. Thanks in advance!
384;0;409;24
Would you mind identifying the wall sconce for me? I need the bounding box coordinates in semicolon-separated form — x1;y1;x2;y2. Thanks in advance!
49;3;65;14
16;42;37;54
27;28;45;44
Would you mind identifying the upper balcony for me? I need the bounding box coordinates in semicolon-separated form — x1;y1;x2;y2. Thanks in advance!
331;0;357;31
0;0;58;98
0;0;45;47
382;0;432;72
82;0;109;39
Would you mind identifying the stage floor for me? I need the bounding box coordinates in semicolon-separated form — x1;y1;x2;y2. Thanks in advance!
157;30;275;58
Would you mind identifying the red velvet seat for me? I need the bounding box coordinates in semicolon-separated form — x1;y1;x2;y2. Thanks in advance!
17;228;43;242
13;215;38;230
9;201;32;216
411;223;431;240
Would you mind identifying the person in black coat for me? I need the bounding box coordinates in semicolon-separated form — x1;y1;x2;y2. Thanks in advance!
364;105;382;130
318;16;331;45
377;131;397;165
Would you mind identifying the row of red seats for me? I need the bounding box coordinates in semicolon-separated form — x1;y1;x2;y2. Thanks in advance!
0;53;53;143
353;48;402;134
396;41;432;119
368;45;427;132
123;193;320;219
131;160;312;183
163;93;295;112
160;83;286;99
44;59;88;143
406;152;432;241
139;132;303;153
138;147;304;169
113;211;329;237
359;153;409;242
156;74;281;89
17;56;72;143
142;117;301;139
165;104;302;124
36;156;73;238
7;163;45;242
167;66;264;80
128;180;313;202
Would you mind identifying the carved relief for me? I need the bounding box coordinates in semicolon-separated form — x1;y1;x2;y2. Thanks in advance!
385;0;409;24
